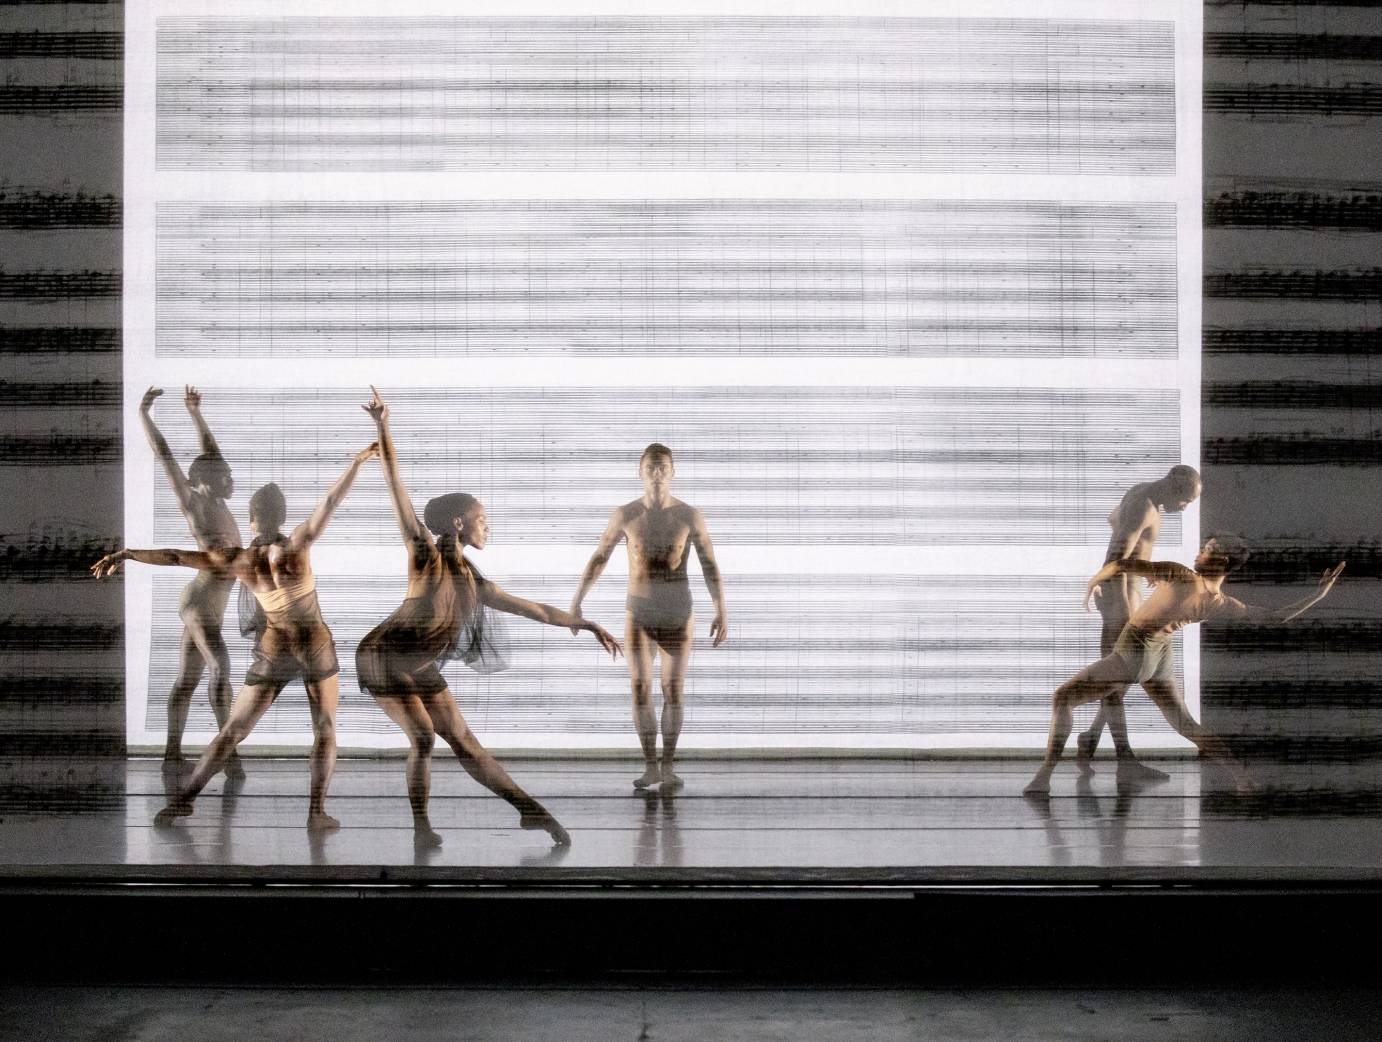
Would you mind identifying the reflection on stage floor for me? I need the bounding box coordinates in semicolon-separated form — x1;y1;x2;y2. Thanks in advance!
4;758;1382;883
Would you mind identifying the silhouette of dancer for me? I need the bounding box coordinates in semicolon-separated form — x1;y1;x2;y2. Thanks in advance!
355;388;619;848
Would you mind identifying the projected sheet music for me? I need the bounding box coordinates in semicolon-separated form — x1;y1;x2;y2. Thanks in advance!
124;1;1203;750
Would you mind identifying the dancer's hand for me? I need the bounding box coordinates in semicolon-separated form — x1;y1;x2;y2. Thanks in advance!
184;385;202;411
1319;561;1346;594
90;549;128;579
1083;580;1102;612
710;611;728;647
585;621;622;659
140;387;163;413
362;385;388;425
355;442;381;465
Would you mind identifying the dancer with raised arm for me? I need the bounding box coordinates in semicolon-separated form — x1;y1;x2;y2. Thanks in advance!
94;442;380;831
1077;464;1202;784
137;385;244;776
355;388;620;849
1024;537;1344;797
569;443;727;792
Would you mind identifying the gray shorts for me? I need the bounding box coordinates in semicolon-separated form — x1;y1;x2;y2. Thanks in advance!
1112;626;1176;686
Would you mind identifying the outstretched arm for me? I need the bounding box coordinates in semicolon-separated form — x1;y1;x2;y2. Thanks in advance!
1085;558;1194;610
288;443;380;550
183;385;223;459
568;509;626;632
1227;563;1346;624
137;387;196;516
91;546;239;579
483;581;622;658
691;509;728;647
362;386;429;545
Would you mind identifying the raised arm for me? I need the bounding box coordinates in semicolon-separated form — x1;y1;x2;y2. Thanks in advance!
483;581;621;658
183;385;224;459
287;443;380;551
137;387;196;515
91;545;240;579
1085;558;1195;610
361;386;429;544
1226;563;1346;624
568;508;626;629
691;508;728;647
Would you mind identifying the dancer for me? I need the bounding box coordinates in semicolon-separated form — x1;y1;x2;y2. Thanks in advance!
93;442;380;831
137;385;243;775
1024;537;1343;796
355;387;620;848
569;442;727;791
1077;464;1202;784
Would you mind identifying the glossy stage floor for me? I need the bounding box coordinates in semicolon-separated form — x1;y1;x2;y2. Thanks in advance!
4;756;1382;885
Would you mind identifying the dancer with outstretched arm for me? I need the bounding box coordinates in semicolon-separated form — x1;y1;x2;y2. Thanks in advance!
93;442;380;831
1024;537;1343;797
137;385;244;776
355;387;620;849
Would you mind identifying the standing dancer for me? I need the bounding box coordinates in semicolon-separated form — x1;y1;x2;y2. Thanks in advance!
94;442;380;831
1078;465;1202;783
355;388;620;849
569;443;727;792
1024;537;1343;796
137;385;243;775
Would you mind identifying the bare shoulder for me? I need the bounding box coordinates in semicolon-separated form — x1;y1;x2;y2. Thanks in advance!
615;499;644;525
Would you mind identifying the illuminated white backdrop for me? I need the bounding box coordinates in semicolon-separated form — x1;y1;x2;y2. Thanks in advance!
124;1;1202;751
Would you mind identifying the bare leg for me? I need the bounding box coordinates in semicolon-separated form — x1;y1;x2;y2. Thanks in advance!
1141;680;1257;795
164;627;207;763
303;674;341;831
155;680;280;824
1077;608;1125;770
184;615;243;779
1025;655;1136;795
427;689;570;845
373;691;440;847
1104;689;1170;785
656;620;695;790
626;618;660;788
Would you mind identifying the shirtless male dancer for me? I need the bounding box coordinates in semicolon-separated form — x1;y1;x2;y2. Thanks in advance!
1024;536;1344;796
570;443;727;791
138;386;244;776
1077;464;1202;784
93;442;380;831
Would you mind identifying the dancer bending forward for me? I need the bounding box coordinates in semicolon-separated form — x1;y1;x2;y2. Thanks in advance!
1025;537;1343;797
93;443;379;830
356;388;620;849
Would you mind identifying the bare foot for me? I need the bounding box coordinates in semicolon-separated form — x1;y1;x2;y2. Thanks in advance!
223;753;246;781
162;750;185;766
660;767;685;792
633;766;661;790
1116;758;1170;786
1023;773;1052;797
413;820;443;850
1075;731;1099;775
154;800;193;826
520;809;571;846
306;811;341;833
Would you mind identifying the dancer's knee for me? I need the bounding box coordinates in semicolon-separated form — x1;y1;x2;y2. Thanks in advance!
410;726;436;758
661;680;684;705
631;680;653;705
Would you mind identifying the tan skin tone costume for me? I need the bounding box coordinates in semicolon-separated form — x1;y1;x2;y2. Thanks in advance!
94;443;380;831
137;386;244;776
356;387;621;848
1024;541;1343;797
570;447;727;791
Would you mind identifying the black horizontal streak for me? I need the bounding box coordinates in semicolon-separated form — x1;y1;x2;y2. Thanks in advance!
1205;269;1382;300
0;31;121;61
1205;381;1382;411
1206;190;1382;229
1207;33;1382;62
0;435;117;467
1205;437;1382;466
0;270;119;299
0;85;120;113
0;380;118;409
0;327;118;354
0;187;120;229
1206;84;1382;116
1203;328;1382;356
0;619;121;650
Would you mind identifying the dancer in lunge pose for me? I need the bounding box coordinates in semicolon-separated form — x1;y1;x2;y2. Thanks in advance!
355;388;620;849
137;386;244;776
569;443;727;792
93;442;380;831
1077;465;1202;784
1024;537;1343;797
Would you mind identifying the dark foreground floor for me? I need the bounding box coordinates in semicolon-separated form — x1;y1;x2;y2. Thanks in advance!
3;984;1380;1042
